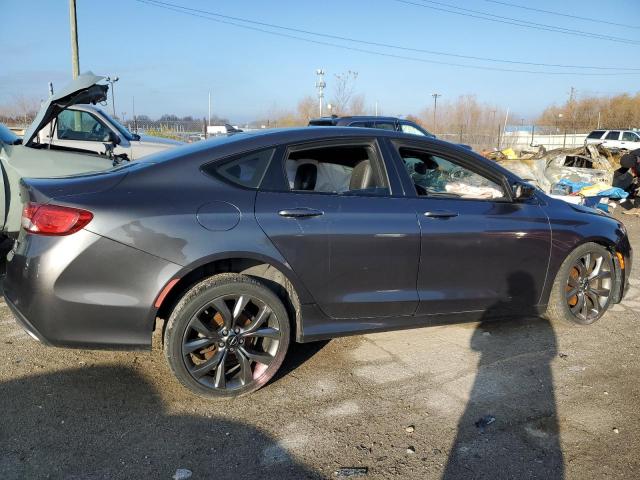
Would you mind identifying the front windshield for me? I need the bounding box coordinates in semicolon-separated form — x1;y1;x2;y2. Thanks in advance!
95;108;135;141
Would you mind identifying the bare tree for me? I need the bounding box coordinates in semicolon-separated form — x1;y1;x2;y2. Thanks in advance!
348;94;367;116
297;95;317;123
330;70;359;115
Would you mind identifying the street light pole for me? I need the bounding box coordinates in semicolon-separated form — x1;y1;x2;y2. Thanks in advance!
431;93;441;132
316;69;326;117
69;0;80;79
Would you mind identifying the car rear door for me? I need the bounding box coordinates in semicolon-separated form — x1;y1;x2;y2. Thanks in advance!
255;137;420;319
602;130;621;149
386;138;551;316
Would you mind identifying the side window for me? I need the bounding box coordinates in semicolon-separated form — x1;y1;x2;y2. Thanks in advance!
349;121;373;128
400;123;425;136
374;121;396;131
398;147;505;200
605;131;620;140
57;110;110;141
205;148;274;189
285;144;389;196
622;132;639;142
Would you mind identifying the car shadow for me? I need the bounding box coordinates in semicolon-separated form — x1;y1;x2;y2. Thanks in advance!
442;272;564;479
272;340;331;383
0;366;321;480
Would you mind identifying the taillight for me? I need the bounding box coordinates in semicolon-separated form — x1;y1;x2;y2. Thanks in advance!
21;202;93;236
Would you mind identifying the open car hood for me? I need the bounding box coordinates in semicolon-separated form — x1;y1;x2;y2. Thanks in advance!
23;72;108;147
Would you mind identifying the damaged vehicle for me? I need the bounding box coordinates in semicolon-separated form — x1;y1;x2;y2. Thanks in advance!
4;127;632;398
492;144;618;193
0;73;179;237
36;104;182;159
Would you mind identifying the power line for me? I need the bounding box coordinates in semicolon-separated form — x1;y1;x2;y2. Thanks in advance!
139;0;640;71
134;0;640;76
484;0;640;30
394;0;640;46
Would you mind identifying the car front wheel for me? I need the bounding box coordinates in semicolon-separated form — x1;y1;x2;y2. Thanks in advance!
545;242;615;325
164;273;290;398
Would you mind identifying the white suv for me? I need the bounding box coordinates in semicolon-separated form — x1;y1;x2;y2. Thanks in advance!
585;129;640;150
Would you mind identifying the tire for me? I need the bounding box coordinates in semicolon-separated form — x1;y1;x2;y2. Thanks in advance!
164;273;290;398
545;242;615;326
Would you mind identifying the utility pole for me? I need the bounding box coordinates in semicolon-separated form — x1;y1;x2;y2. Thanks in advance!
315;69;326;117
431;93;441;132
208;91;211;127
69;0;80;79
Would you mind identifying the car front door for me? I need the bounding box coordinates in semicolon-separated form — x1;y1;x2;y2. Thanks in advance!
51;109;116;155
387;139;551;316
255;138;420;319
621;131;640;149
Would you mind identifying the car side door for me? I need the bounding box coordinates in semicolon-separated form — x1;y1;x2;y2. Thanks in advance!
602;130;621;149
386;138;551;316
50;109;116;155
255;137;420;319
621;131;640;149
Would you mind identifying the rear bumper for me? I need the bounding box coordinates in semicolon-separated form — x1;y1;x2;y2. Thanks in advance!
3;229;181;349
4;289;50;344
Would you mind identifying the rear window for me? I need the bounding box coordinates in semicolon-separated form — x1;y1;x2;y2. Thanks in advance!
622;131;640;142
587;130;605;140
204;148;274;189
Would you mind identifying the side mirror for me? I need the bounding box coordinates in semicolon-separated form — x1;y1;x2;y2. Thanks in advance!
108;131;121;145
512;181;536;201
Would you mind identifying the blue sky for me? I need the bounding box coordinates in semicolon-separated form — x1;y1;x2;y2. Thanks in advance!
1;0;639;122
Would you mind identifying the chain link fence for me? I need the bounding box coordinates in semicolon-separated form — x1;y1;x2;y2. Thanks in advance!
436;124;592;152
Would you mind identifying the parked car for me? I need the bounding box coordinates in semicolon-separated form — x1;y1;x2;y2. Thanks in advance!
309;115;473;149
0;72;180;237
4;127;632;398
36;104;182;159
309;115;435;137
585;129;640;150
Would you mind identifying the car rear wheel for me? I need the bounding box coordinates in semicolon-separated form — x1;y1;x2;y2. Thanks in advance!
545;242;615;325
164;273;290;398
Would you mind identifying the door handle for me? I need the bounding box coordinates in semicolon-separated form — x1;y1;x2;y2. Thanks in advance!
278;208;324;218
423;210;458;218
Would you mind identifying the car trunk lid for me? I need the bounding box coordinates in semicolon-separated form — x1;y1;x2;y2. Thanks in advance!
22;72;108;148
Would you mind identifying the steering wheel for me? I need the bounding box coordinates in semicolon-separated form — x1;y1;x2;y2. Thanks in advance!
90;122;106;140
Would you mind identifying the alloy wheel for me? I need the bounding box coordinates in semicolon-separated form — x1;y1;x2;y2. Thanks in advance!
565;251;613;323
181;294;282;392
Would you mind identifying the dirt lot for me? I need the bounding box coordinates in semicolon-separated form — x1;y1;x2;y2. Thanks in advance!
1;211;639;480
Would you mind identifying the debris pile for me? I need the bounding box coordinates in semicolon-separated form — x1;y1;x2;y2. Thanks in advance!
483;144;636;212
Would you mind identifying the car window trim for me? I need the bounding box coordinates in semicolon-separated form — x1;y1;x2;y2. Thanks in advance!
387;138;515;203
262;137;397;198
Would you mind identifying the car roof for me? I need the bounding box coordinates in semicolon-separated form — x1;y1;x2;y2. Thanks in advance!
310;115;401;123
139;126;478;169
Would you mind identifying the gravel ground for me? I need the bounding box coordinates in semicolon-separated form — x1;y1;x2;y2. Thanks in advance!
1;210;639;480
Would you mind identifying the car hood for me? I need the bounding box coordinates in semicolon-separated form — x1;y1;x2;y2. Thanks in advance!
136;134;183;146
23;72;108;148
